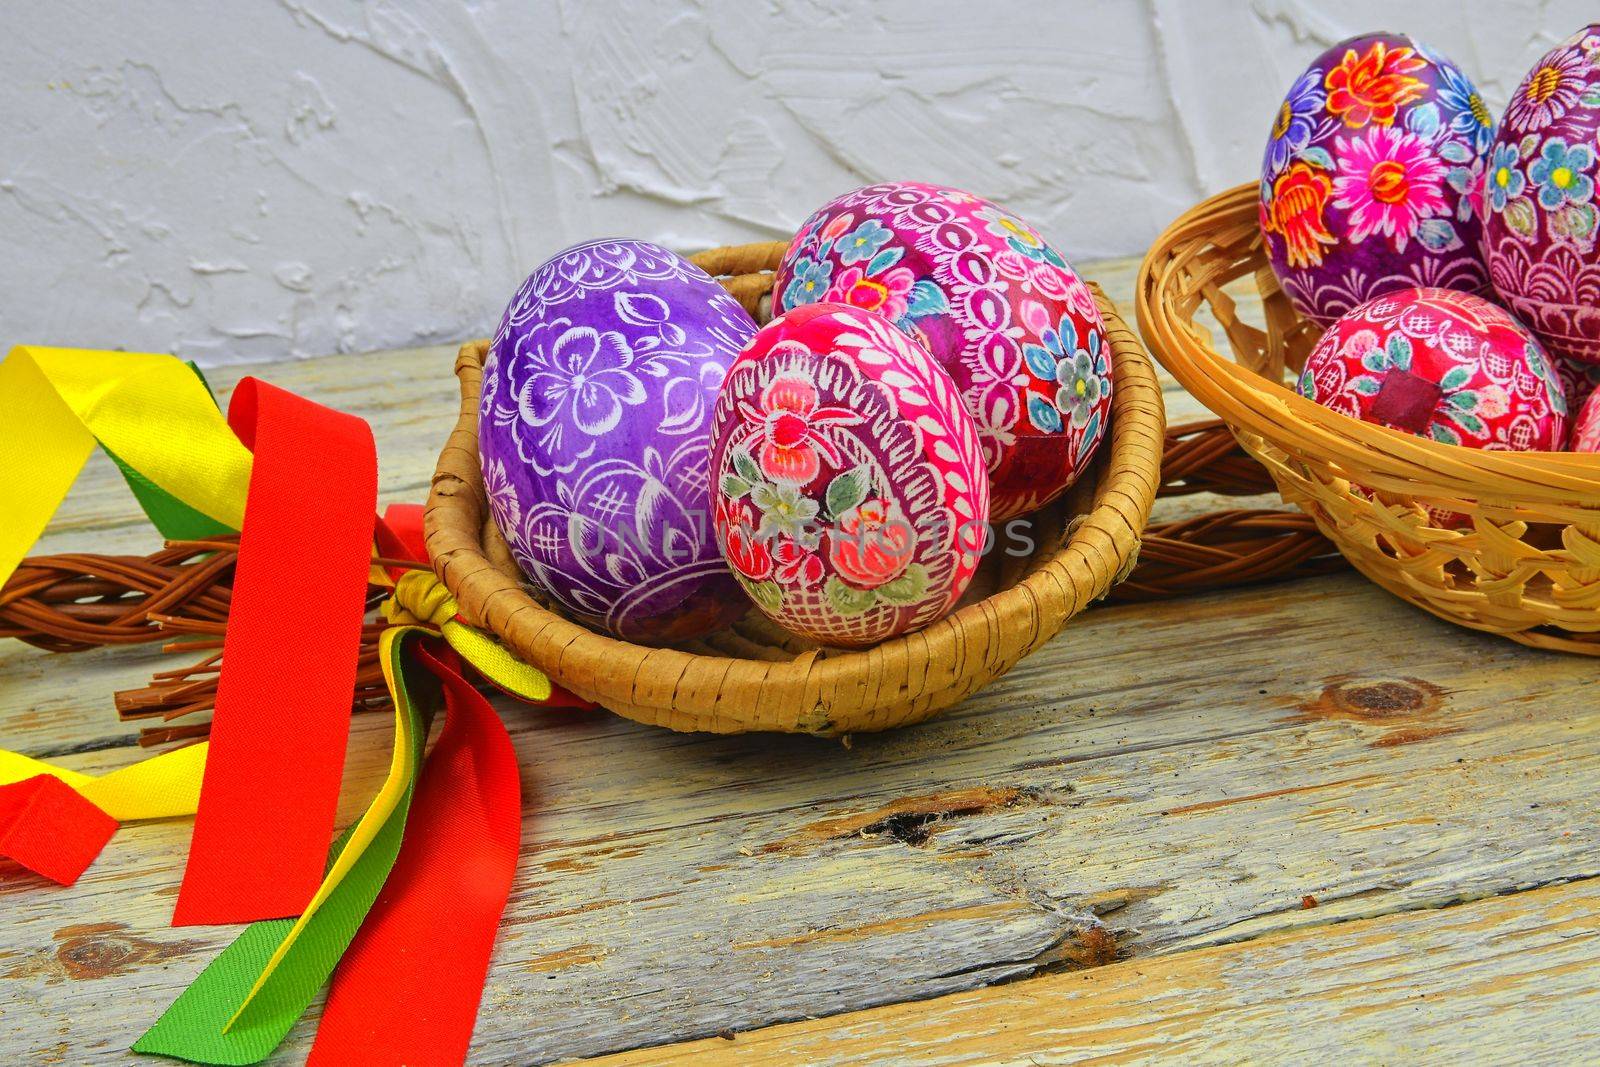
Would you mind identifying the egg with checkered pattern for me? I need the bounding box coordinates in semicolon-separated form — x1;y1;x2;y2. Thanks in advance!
477;240;757;642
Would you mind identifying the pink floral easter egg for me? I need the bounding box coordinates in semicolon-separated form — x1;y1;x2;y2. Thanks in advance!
1296;287;1567;451
1483;25;1600;365
1260;33;1493;328
708;303;989;647
1572;387;1600;451
774;181;1110;521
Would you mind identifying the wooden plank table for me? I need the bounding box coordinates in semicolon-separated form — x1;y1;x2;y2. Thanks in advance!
3;258;1598;1065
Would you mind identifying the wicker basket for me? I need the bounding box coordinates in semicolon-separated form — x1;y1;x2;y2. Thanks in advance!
424;241;1165;733
1138;182;1600;654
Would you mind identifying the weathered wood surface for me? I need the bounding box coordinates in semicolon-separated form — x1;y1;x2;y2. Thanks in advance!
583;875;1600;1065
2;258;1598;1065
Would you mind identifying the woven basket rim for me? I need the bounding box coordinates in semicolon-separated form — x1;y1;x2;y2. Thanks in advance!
1137;182;1600;510
424;242;1165;732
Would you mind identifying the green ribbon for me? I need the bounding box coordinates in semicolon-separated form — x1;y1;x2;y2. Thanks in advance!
132;628;436;1065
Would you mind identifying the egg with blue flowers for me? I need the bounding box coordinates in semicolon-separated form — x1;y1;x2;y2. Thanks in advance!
1483;24;1600;365
1260;32;1493;327
477;240;757;642
773;181;1111;521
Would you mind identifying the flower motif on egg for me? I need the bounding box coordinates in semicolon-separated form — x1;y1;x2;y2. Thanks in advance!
835;219;893;265
511;324;649;469
1528;139;1596;210
1267;71;1326;174
1324;40;1427;127
1259;34;1492;326
783;255;835;308
1332;125;1451;251
1431;55;1496;152
829;497;917;591
1503;43;1592;133
1056;335;1110;433
1486;142;1528;212
738;373;860;485
1263;162;1337;268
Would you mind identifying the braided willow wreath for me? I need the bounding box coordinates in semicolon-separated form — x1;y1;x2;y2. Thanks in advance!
1;419;1341;744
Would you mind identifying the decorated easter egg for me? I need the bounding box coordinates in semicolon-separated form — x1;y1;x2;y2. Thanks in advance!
1296;287;1567;451
1571;387;1600;451
1260;32;1492;326
478;239;757;643
1483;25;1600;365
1558;353;1600;416
773;181;1109;521
708;303;989;647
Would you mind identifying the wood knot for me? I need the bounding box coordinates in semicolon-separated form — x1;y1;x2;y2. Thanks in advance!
0;922;212;983
1292;681;1459;748
56;932;154;980
1298;676;1447;724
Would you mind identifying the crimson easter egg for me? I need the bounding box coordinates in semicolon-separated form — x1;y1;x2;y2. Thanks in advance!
1260;33;1492;327
1483;25;1600;364
478;239;757;643
773;181;1109;521
1572;388;1600;452
708;303;989;647
1296;287;1567;451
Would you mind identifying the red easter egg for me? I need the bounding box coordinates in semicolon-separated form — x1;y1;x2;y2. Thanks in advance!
1572;386;1600;451
708;303;989;647
1297;287;1567;451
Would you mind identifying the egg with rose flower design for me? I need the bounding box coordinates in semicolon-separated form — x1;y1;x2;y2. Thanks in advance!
708;303;989;647
477;239;758;643
773;181;1110;521
1260;32;1493;328
1482;24;1600;365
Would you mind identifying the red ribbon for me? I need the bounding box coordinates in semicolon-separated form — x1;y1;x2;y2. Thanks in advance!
173;377;378;926
0;775;117;885
307;641;522;1066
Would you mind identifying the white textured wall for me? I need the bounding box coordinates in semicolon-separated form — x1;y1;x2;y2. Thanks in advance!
2;0;1593;365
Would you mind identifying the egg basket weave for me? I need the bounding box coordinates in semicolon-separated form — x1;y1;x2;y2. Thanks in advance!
1138;182;1600;654
424;241;1165;734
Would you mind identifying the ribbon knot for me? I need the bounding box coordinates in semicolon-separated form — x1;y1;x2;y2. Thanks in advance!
385;569;458;629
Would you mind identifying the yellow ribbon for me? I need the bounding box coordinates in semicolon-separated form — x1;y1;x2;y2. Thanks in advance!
0;742;208;822
385;569;552;702
0;345;253;585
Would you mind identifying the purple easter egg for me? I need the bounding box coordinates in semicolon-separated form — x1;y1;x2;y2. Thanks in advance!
478;239;757;643
1484;25;1600;365
1260;32;1492;327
